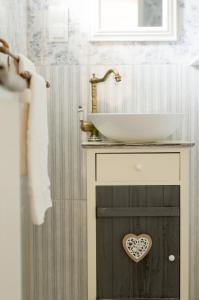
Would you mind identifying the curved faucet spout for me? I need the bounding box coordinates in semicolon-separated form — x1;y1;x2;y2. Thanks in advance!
90;69;122;113
90;69;122;84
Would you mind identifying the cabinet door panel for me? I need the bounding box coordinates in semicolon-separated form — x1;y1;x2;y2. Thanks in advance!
96;186;180;300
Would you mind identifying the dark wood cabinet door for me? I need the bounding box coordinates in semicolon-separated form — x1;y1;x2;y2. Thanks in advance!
96;186;180;300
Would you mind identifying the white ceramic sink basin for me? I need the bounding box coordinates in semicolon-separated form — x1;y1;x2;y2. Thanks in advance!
88;113;184;143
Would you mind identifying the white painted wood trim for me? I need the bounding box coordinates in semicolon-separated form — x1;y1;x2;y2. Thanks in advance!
87;149;97;300
96;180;180;185
89;0;177;41
180;149;189;300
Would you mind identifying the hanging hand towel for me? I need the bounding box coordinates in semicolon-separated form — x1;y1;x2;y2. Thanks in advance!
18;55;52;225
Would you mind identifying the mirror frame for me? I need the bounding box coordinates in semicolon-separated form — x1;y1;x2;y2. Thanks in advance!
89;0;177;41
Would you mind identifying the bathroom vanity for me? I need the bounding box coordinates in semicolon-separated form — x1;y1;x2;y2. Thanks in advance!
83;141;194;300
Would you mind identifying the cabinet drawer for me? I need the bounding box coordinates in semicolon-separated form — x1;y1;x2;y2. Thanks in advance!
96;153;180;182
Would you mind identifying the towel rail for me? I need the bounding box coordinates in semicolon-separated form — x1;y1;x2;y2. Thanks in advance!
0;38;50;88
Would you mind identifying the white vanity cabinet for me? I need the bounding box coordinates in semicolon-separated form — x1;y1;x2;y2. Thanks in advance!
83;142;193;300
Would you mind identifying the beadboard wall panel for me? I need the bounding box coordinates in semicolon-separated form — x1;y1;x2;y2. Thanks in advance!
29;200;87;300
42;66;87;201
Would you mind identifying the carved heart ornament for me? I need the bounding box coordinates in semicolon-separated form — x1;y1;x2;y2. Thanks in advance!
122;234;152;263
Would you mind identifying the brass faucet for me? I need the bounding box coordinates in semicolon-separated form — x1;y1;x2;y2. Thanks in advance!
90;69;122;113
79;69;122;141
78;106;101;141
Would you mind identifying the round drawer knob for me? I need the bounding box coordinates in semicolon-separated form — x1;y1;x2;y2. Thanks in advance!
135;164;142;171
169;255;175;262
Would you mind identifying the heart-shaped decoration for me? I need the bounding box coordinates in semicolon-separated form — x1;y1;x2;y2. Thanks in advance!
122;234;152;263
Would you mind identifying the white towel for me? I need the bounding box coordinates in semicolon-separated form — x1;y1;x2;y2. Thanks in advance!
18;55;52;225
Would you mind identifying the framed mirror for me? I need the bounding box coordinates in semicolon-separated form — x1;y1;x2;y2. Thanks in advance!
89;0;177;41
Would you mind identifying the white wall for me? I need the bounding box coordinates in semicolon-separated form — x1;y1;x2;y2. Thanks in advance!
0;1;28;300
0;91;21;300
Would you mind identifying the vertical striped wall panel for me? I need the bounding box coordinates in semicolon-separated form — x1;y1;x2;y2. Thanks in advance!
24;65;199;300
27;200;87;300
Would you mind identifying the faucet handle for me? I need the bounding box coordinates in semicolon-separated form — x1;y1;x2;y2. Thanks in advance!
78;105;83;112
78;105;84;121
